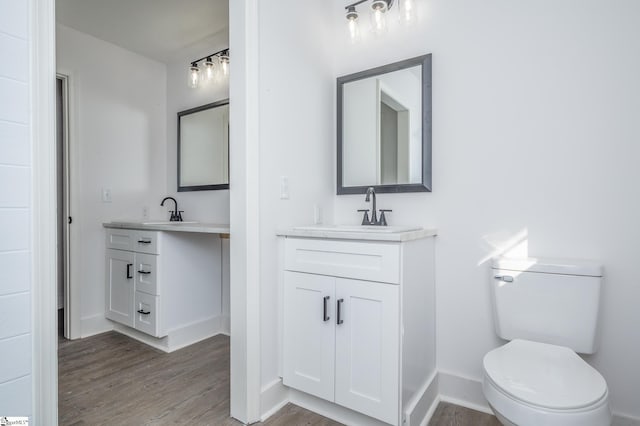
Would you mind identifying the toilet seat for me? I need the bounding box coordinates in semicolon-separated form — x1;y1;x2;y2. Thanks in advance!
482;340;611;426
483;339;607;409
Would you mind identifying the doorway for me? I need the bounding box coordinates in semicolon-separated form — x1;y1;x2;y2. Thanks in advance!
55;74;72;341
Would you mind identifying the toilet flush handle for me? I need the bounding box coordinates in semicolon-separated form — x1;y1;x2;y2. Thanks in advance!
494;275;514;283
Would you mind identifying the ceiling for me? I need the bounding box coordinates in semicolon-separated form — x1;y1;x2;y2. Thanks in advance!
56;0;229;62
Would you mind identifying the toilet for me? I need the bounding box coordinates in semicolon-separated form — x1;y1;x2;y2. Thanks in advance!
483;257;611;426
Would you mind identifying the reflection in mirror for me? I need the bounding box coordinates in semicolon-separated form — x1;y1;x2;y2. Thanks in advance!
178;99;229;191
338;55;431;194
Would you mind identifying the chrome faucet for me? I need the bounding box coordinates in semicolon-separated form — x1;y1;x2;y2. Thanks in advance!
358;187;392;226
160;196;183;222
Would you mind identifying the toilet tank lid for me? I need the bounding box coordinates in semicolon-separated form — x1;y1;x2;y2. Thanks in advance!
491;257;603;277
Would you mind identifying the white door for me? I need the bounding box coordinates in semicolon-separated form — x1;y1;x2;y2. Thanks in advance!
283;271;335;401
105;249;135;327
335;278;400;425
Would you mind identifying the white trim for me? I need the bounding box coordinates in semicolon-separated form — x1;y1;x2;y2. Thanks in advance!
289;389;390;426
111;315;228;353
79;313;113;338
260;379;289;421
55;69;81;340
229;0;262;423
437;371;493;414
405;372;439;426
613;414;640;426
30;0;57;422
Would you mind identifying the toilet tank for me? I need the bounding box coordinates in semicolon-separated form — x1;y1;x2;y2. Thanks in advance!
490;257;603;354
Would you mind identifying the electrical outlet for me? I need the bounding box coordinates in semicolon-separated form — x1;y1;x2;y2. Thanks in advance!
142;206;149;219
102;187;112;203
280;176;290;200
314;204;323;224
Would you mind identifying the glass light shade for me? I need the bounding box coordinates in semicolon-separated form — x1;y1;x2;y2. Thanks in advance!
188;65;200;88
402;0;415;23
204;58;215;81
346;6;360;42
370;0;388;34
220;54;230;76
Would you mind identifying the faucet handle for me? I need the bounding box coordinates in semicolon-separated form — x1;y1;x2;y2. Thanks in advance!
379;209;392;226
177;211;184;222
357;209;370;225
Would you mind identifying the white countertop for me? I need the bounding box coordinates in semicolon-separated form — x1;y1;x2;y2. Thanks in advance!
277;225;437;242
104;221;230;234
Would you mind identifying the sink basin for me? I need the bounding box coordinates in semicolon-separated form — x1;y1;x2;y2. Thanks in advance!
142;221;199;225
292;225;421;234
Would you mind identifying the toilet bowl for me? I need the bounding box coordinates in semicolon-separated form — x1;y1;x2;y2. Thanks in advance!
484;258;611;426
482;339;610;426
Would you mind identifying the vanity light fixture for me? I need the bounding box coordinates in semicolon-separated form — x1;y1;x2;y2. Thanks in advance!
344;0;415;42
187;48;230;89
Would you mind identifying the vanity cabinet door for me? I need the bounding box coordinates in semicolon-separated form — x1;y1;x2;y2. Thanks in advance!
334;278;400;425
105;249;135;327
283;271;335;402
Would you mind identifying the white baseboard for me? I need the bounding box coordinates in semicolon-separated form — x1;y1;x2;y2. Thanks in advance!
219;315;230;336
260;378;289;421
112;315;227;353
613;414;640;426
404;372;438;426
290;389;390;426
437;371;493;414
80;313;113;338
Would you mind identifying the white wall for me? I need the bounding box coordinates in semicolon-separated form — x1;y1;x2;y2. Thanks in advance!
330;0;640;420
0;0;32;416
165;31;230;223
256;0;335;395
56;25;168;334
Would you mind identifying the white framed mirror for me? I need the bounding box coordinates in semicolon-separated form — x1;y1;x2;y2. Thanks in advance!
177;99;229;191
337;55;432;194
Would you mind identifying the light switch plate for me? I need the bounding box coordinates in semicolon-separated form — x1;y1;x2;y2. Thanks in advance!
102;187;112;203
280;176;289;200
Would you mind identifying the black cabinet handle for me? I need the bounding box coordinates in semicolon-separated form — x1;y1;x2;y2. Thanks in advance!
323;296;330;322
337;298;344;325
138;270;151;275
137;240;152;244
126;263;133;279
137;309;151;315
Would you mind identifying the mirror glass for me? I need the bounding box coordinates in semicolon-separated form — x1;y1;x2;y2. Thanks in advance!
337;55;431;194
178;99;229;191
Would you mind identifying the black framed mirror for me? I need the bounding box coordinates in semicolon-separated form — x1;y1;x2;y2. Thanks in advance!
177;99;229;192
337;54;432;194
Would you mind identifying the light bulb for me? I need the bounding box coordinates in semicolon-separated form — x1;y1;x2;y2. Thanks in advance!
219;53;229;76
370;0;388;34
346;6;360;42
402;0;415;23
204;57;215;81
188;63;199;88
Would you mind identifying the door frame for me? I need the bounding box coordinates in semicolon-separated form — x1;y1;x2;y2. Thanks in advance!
33;0;261;423
56;72;81;340
32;0;58;422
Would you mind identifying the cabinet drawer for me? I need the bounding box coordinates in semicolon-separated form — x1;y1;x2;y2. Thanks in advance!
133;230;160;254
134;291;164;337
284;238;400;284
106;228;135;251
135;253;158;295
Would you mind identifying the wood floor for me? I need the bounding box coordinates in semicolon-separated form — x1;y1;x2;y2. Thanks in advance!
58;331;498;425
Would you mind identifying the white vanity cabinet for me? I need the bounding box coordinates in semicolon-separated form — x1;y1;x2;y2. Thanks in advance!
105;228;165;337
280;231;436;426
104;224;226;349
